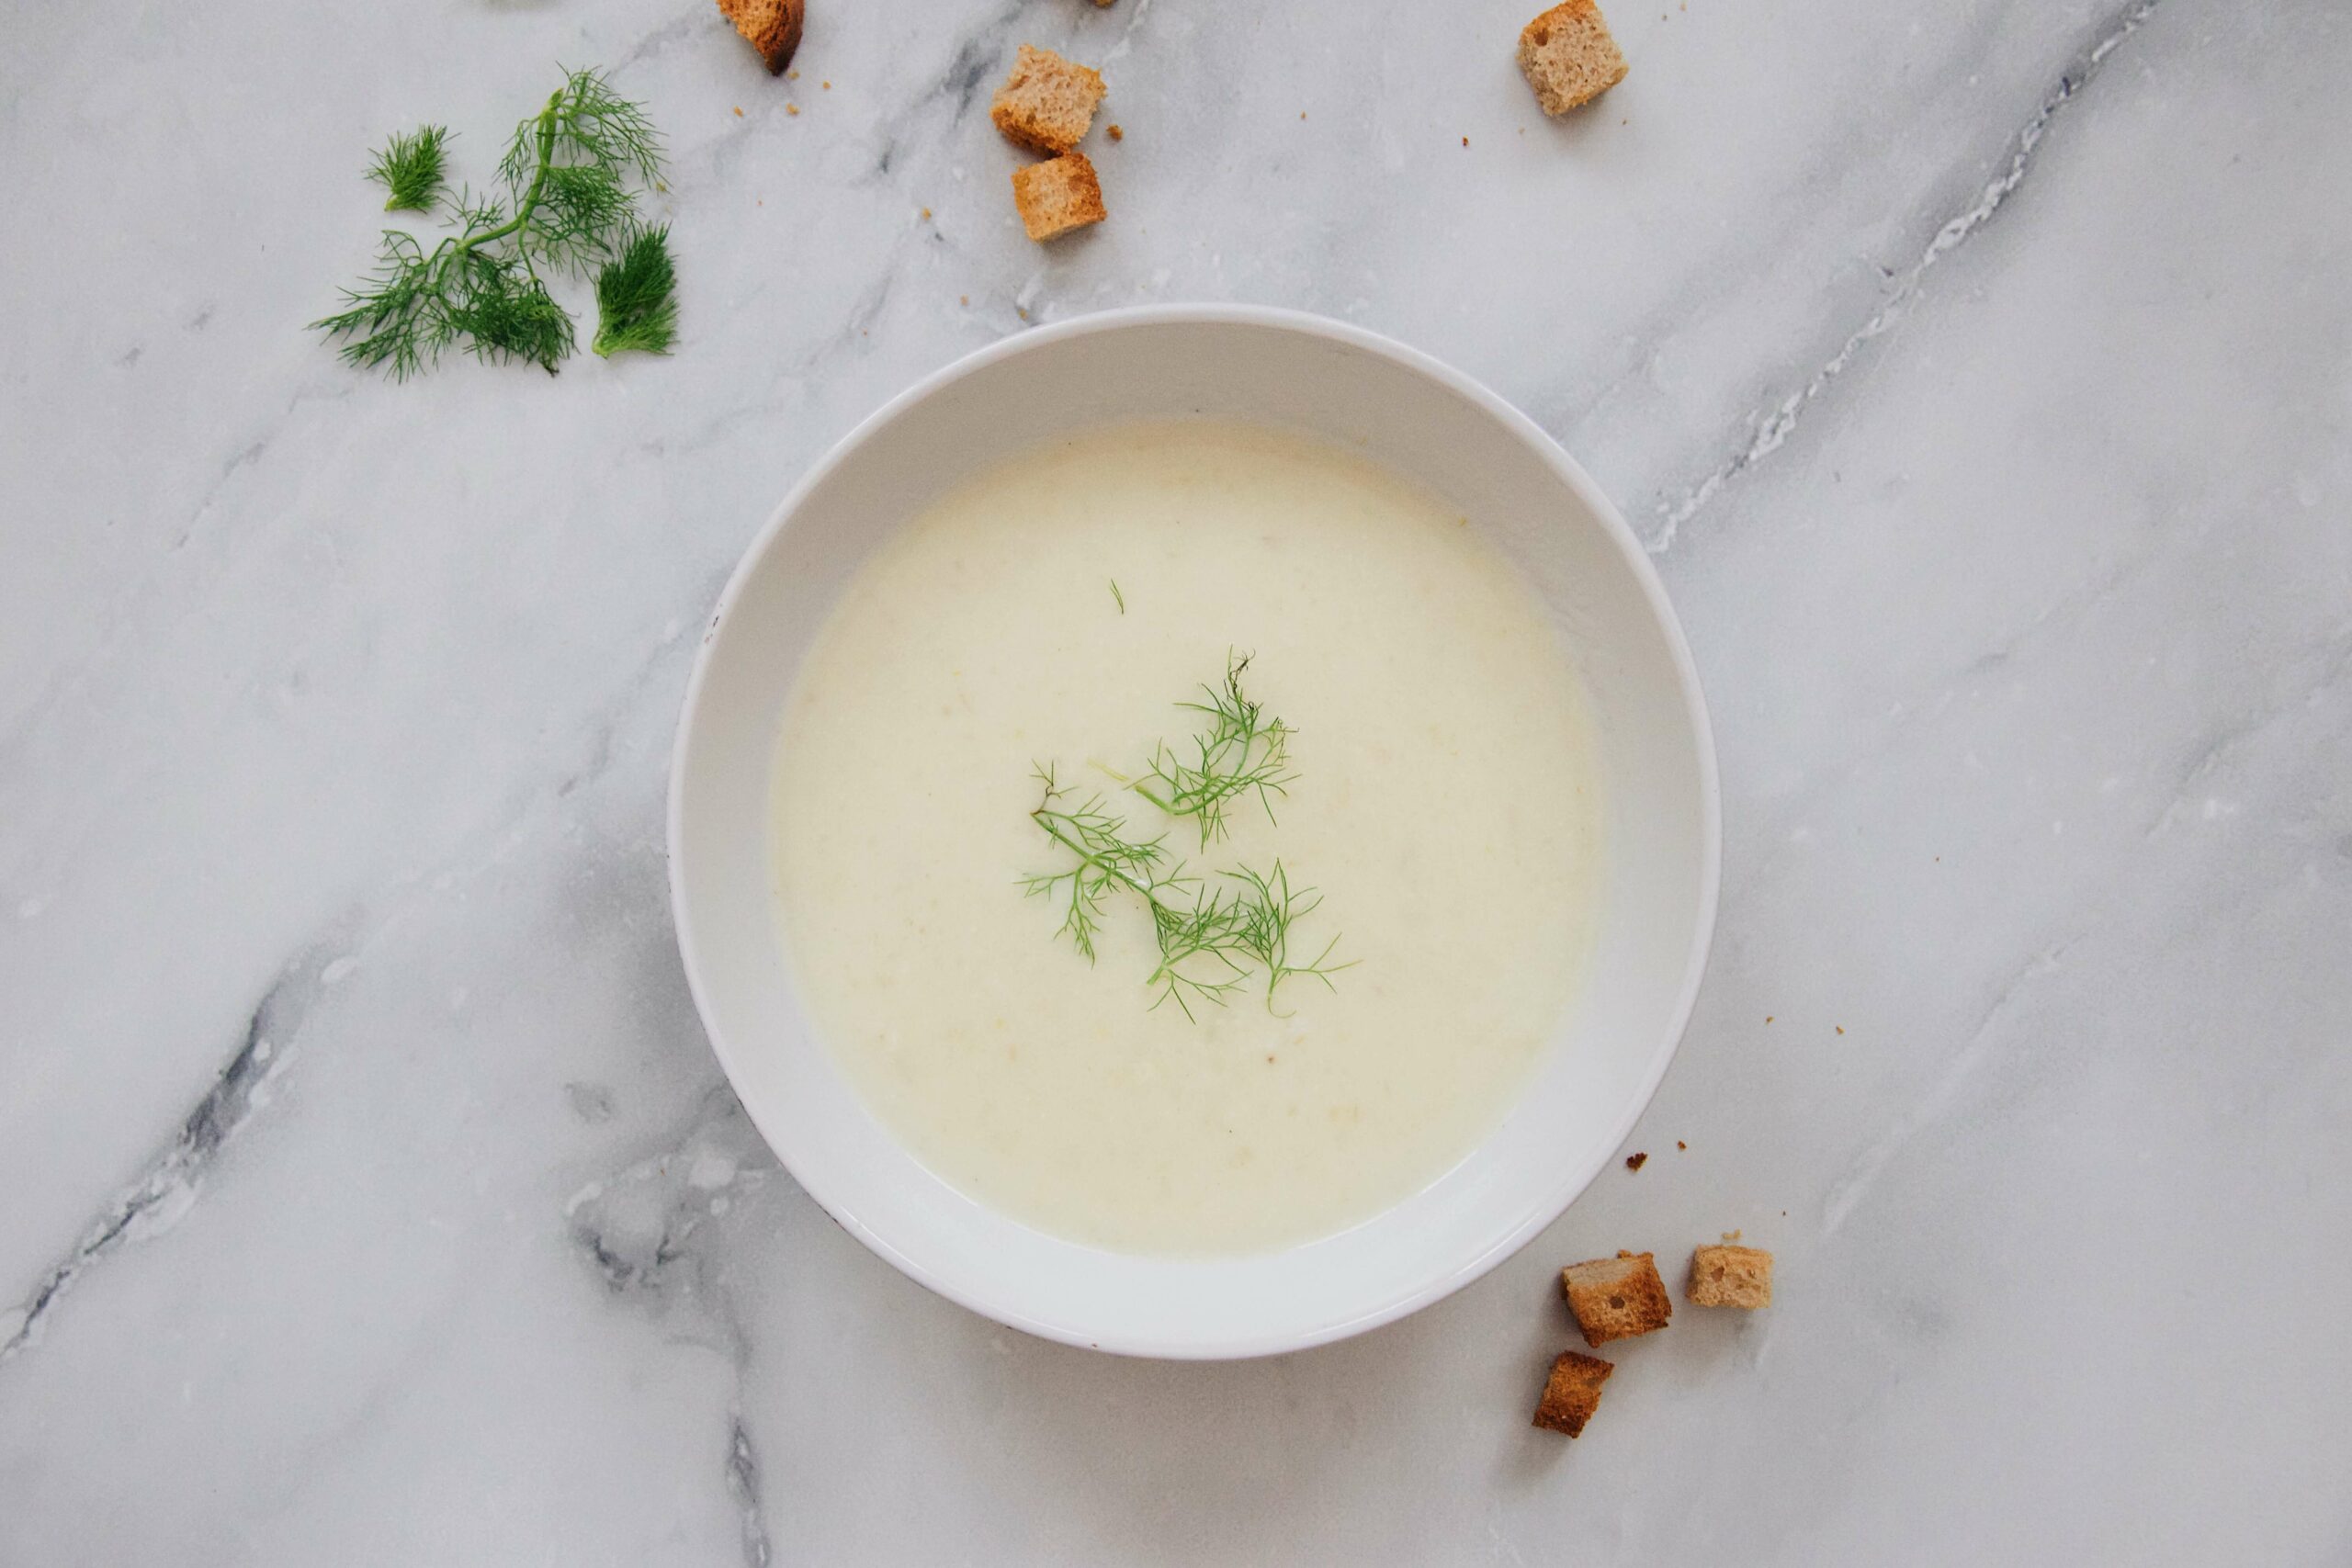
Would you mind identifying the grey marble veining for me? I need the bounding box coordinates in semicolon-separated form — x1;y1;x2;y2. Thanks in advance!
3;0;2348;1561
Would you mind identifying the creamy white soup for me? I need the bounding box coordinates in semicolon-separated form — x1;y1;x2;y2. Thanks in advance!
769;423;1601;1255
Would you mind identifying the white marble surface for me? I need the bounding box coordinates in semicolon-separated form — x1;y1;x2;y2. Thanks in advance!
3;0;2348;1559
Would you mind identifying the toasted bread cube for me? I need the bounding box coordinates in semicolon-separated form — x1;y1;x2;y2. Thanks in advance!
717;0;804;74
1517;0;1627;115
1689;1244;1773;1308
1532;1350;1612;1437
1561;1249;1672;1347
990;45;1106;154
1012;152;1106;242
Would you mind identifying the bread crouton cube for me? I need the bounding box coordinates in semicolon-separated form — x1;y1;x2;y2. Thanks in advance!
1561;1249;1672;1346
1012;152;1106;242
991;45;1107;154
1689;1244;1773;1308
717;0;804;74
1517;0;1627;115
1532;1350;1612;1437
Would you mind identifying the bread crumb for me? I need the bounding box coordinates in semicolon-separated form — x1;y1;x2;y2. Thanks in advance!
1677;1140;1687;1151
1624;1151;1646;1170
1011;151;1106;242
1517;1;1627;115
1532;1350;1612;1436
959;295;969;306
732;106;743;117
990;44;1106;155
1561;1251;1671;1346
1721;1229;1741;1241
786;103;800;116
717;0;804;74
1462;135;1470;147
821;79;831;89
921;206;933;219
1689;1245;1773;1309
1106;123;1124;141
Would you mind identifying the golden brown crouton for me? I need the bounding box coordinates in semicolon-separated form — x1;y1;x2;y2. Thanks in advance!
1517;0;1627;115
1011;152;1106;242
1532;1350;1612;1437
718;0;804;74
1689;1244;1773;1308
1561;1250;1672;1347
990;45;1107;154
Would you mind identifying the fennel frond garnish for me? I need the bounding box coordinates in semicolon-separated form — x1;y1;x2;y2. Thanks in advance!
1023;659;1353;1018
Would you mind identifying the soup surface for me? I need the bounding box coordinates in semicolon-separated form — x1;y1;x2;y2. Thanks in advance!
769;423;1600;1255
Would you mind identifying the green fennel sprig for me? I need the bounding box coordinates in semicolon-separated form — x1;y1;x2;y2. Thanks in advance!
368;127;450;211
1023;765;1179;966
591;225;681;356
315;69;679;378
1223;862;1354;1004
1127;652;1296;846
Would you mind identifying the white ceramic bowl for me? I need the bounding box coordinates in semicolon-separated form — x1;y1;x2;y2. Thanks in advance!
670;306;1719;1359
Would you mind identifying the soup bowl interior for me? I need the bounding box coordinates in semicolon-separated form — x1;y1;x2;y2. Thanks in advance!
670;307;1718;1359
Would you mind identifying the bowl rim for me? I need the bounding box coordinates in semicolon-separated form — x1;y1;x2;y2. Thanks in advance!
668;303;1722;1359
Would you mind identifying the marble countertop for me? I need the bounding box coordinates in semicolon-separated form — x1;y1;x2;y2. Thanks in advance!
4;0;2348;1560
